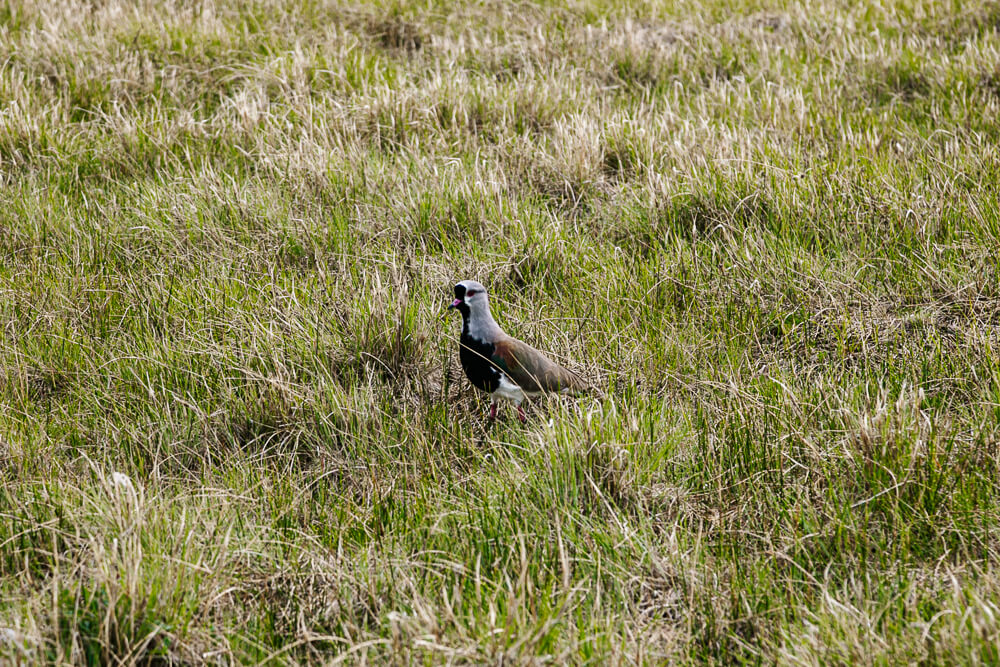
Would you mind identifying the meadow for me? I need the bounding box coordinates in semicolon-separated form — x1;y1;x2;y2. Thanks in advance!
1;0;1000;663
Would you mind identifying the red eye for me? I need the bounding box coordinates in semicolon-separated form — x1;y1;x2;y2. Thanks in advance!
466;290;477;297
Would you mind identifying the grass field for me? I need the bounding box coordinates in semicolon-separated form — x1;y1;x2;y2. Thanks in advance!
2;0;1000;663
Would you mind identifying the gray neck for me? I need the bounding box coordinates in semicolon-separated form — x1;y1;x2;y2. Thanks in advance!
463;298;504;341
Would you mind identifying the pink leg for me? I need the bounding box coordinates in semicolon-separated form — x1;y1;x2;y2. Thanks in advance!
517;404;526;423
489;402;498;420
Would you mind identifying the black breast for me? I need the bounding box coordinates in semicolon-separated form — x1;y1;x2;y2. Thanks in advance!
459;327;500;394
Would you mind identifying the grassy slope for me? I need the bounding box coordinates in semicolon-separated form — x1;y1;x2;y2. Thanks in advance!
1;0;999;662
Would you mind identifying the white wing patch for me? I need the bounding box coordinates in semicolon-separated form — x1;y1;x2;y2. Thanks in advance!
492;374;528;405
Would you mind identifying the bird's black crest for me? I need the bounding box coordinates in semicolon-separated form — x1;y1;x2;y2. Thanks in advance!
454;284;466;299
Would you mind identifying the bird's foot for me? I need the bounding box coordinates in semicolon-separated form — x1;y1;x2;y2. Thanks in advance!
517;405;526;423
489;402;498;421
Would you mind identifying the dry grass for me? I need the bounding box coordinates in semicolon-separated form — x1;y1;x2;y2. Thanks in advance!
1;0;999;663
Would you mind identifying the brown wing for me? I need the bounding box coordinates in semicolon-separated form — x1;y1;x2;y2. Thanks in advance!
491;336;587;394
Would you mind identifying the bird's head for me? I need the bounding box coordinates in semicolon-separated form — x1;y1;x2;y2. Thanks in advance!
448;280;489;318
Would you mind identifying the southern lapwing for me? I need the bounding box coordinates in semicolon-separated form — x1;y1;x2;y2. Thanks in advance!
447;280;586;422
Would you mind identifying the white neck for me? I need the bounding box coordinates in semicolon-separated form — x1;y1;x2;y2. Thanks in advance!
464;297;504;340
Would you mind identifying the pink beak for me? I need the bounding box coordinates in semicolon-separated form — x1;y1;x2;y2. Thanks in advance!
449;298;463;309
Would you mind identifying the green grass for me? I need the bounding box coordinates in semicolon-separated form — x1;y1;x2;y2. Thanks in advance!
1;0;1000;663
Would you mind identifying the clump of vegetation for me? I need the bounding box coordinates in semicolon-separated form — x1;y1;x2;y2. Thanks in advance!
1;0;999;663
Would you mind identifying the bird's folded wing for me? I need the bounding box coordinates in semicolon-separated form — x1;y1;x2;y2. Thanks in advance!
492;336;586;394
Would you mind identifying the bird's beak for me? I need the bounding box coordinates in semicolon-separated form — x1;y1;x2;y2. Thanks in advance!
448;298;462;310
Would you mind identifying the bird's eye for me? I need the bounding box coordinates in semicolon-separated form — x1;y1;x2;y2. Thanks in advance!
466;290;477;297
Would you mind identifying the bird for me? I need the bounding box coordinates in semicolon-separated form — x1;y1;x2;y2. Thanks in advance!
447;280;587;422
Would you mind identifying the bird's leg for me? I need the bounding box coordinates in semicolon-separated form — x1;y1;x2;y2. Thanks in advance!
517;404;526;423
489;401;498;421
